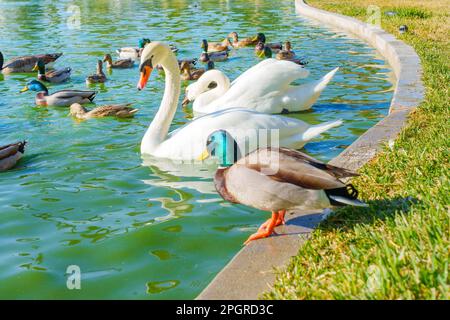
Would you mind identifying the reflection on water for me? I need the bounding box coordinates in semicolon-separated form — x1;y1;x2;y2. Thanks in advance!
0;0;394;299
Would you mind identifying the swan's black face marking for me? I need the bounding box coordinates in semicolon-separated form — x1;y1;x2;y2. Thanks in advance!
139;56;153;73
137;55;154;90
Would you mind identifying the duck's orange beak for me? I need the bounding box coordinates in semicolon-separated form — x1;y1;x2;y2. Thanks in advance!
137;65;153;90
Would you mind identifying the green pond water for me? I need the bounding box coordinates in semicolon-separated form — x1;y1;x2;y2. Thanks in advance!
0;0;394;299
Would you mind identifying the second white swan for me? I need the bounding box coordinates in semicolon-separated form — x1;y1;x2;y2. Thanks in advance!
184;60;339;114
137;42;342;160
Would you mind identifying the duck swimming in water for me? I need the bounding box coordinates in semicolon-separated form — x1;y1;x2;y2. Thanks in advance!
0;51;62;74
69;103;138;119
103;54;134;69
32;60;71;83
0;141;27;172
20;80;96;107
200;40;228;62
180;60;214;81
86;60;107;84
254;42;272;58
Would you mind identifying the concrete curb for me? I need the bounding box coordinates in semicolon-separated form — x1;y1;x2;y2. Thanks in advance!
197;0;425;299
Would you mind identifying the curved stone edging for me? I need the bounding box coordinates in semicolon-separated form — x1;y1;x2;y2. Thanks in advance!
197;0;425;300
295;0;425;170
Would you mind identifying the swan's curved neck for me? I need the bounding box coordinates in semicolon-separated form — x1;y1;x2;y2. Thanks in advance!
142;52;180;153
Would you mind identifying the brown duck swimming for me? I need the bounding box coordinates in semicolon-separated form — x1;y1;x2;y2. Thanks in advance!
69;103;138;119
0;141;26;171
0;51;62;74
86;60;107;84
103;54;134;69
276;41;296;60
180;60;214;81
228;32;260;48
203;38;231;52
198;130;367;244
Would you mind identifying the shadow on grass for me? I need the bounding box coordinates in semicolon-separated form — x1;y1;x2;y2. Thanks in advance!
282;196;419;236
318;196;419;231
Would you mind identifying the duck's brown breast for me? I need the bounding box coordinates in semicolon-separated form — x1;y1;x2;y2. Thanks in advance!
214;168;238;204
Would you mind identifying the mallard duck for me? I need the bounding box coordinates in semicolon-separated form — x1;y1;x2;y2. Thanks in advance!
0;51;62;74
200;40;228;62
0;141;26;172
228;32;260;48
180;60;214;81
86;60;107;84
116;38;151;60
117;39;178;60
20;80;96;107
255;33;283;51
254;42;272;58
103;54;134;69
198;130;367;244
276;41;295;60
32;60;71;83
203;38;231;52
69;103;138;119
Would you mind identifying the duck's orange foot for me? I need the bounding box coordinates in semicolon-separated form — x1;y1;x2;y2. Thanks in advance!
257;210;286;232
245;211;279;245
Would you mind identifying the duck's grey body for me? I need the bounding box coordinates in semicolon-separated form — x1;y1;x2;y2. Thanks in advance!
0;52;62;74
38;67;72;83
215;147;363;212
0;141;26;171
36;90;97;107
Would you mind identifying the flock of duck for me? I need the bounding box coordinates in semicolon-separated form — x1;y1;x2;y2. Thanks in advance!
1;32;366;244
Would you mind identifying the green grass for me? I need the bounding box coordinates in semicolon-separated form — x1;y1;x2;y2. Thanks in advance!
391;7;432;19
263;0;449;299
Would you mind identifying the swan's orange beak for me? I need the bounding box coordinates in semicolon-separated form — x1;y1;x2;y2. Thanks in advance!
137;65;153;90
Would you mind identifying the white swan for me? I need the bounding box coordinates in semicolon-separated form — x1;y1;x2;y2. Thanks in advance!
137;42;342;160
184;60;339;114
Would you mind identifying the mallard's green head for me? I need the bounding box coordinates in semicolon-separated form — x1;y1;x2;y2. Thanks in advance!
32;60;46;74
256;33;266;43
138;38;151;49
20;80;48;94
198;130;241;167
264;46;272;58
